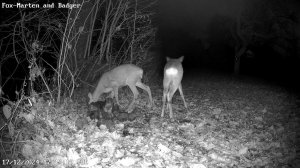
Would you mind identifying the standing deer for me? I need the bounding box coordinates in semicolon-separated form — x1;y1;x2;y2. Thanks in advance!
161;56;188;118
88;64;153;113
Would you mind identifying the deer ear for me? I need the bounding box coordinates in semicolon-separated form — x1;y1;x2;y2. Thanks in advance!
179;56;184;62
166;57;171;61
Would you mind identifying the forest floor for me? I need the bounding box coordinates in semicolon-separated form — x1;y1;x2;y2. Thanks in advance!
2;72;299;168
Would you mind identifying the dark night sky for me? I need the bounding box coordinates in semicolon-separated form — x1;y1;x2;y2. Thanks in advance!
158;0;300;40
158;1;300;66
159;0;242;37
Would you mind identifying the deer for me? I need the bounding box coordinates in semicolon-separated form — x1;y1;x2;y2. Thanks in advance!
88;64;153;113
161;56;188;119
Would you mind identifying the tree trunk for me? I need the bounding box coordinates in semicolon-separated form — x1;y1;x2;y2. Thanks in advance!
234;45;247;76
234;55;241;76
231;10;247;76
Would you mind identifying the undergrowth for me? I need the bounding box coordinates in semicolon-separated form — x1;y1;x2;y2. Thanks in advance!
0;74;299;168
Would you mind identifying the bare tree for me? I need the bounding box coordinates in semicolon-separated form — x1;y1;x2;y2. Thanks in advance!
0;0;156;104
230;0;299;75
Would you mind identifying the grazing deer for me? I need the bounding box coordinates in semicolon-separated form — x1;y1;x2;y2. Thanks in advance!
88;64;153;113
161;56;188;118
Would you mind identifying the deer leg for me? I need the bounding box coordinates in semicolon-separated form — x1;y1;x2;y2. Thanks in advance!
113;87;120;106
167;84;178;119
136;81;153;106
128;84;139;113
161;88;168;117
167;100;172;119
178;83;187;109
162;78;171;118
108;90;114;99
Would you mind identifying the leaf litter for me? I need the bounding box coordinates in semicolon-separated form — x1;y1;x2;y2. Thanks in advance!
3;76;299;168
